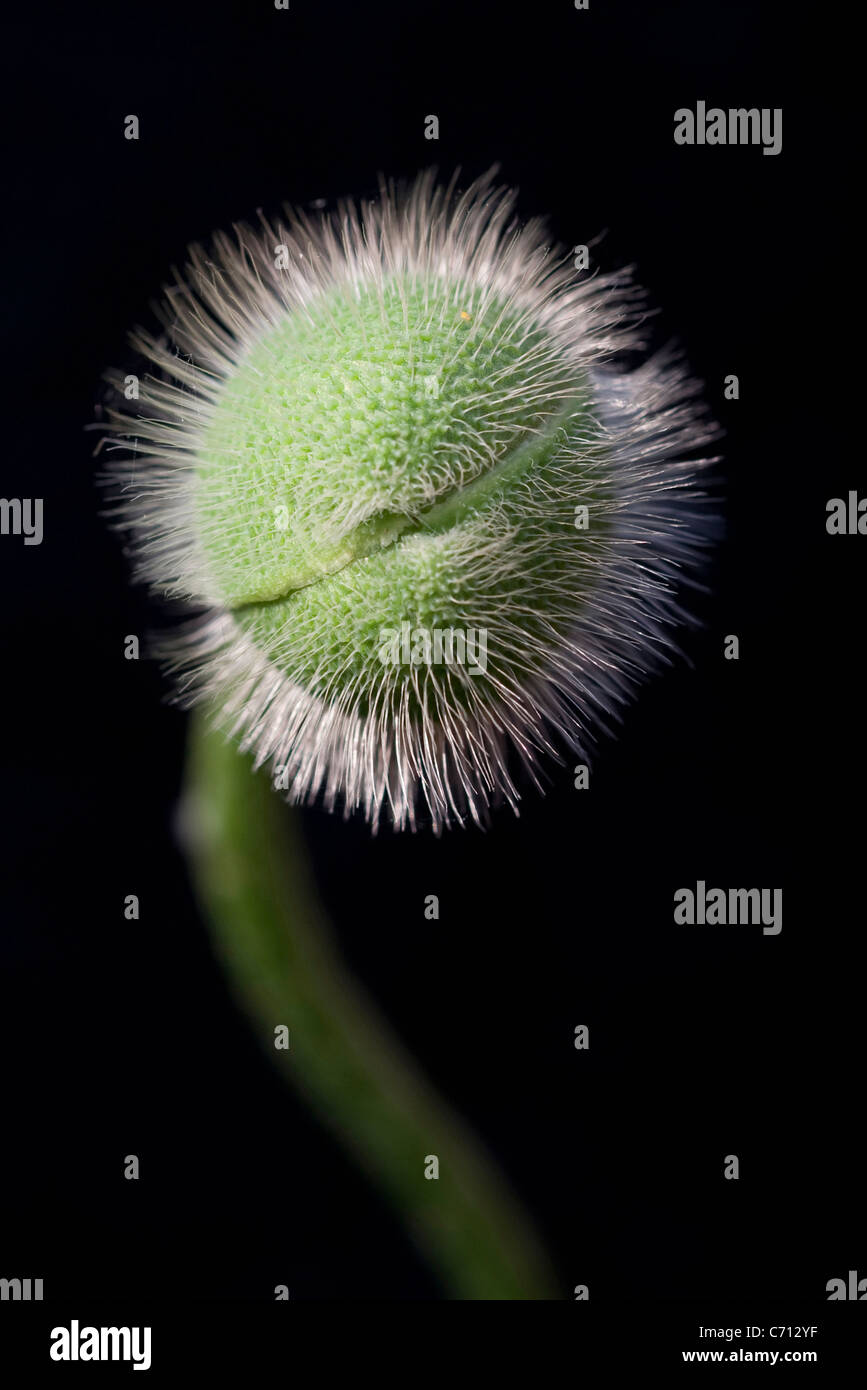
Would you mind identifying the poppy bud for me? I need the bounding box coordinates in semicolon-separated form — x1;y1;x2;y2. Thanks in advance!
103;170;718;831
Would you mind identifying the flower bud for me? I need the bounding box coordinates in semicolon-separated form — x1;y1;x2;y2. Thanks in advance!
102;171;718;831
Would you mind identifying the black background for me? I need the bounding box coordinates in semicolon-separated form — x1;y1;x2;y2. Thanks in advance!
1;0;862;1309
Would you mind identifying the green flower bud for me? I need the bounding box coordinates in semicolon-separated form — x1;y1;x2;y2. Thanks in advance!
102;170;718;831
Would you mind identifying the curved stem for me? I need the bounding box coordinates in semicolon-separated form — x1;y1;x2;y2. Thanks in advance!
180;712;557;1300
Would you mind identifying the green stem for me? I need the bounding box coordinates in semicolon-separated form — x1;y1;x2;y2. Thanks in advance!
181;711;558;1300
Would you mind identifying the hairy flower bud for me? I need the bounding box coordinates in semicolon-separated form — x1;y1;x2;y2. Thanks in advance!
102;170;719;831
